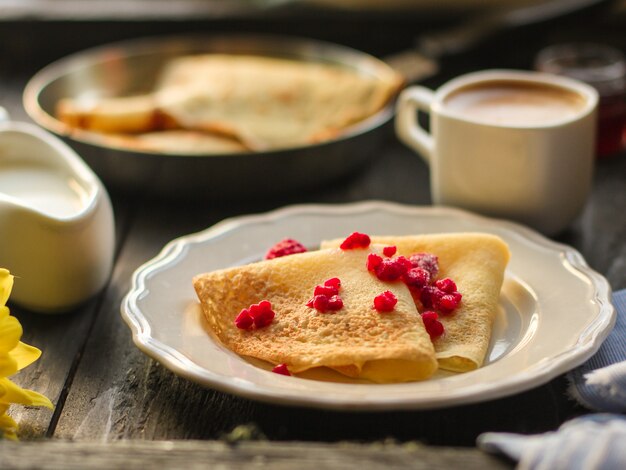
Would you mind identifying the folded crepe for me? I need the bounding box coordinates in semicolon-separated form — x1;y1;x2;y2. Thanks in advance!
155;54;402;150
193;245;438;383
321;233;510;372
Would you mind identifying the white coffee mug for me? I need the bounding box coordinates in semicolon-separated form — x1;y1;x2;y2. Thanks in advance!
395;69;598;235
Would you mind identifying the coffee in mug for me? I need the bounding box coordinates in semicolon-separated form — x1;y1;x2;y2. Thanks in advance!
443;81;586;126
395;70;598;235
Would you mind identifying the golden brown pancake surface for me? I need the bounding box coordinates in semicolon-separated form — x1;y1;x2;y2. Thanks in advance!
322;233;510;372
193;246;438;383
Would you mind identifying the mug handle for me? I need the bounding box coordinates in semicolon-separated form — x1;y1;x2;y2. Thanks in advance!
395;86;435;164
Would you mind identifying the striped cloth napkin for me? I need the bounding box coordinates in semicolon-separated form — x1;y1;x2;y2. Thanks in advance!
478;289;626;468
568;289;626;412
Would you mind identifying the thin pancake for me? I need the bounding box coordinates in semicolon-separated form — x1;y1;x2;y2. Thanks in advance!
193;246;437;383
156;54;403;150
321;233;510;372
101;130;248;154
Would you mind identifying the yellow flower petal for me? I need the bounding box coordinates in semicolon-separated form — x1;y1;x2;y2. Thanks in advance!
0;409;18;440
0;353;18;377
0;314;22;354
9;342;42;371
0;378;54;409
0;269;13;307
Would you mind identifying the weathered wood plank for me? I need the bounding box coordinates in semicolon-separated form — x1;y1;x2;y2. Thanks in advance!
0;440;513;469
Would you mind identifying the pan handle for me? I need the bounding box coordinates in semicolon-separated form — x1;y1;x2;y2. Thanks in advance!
418;0;614;59
395;86;435;165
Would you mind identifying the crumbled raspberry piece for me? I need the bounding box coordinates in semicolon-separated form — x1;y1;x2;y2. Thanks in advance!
392;252;461;315
272;363;291;376
373;290;398;312
234;309;254;330
327;295;344;311
403;267;431;289
324;277;341;289
366;253;383;271
248;300;276;328
307;278;344;313
419;285;444;309
311;294;330;312
421;311;444;339
265;238;307;259
435;278;457;294
314;284;339;297
397;256;413;271
373;257;410;282
409;253;439;278
439;292;462;313
340;232;371;250
383;245;397;257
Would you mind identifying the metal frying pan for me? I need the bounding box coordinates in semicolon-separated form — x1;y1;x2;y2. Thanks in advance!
24;34;401;199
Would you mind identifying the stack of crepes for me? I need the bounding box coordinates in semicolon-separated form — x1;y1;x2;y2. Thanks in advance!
193;233;510;383
56;54;403;153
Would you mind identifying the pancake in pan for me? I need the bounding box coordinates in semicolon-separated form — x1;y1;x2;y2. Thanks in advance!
55;54;403;153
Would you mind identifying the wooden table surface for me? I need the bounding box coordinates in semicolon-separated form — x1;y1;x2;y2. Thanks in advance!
1;7;625;469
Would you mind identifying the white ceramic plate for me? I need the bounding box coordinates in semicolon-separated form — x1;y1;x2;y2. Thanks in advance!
121;201;615;410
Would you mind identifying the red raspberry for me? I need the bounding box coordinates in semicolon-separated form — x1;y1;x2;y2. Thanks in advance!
324;277;341;289
265;238;307;259
397;256;413;271
272;363;291;376
314;284;338;297
327;295;344;311
435;278;457;294
409;253;439;278
373;290;398;312
421;311;444;339
307;278;344;313
419;285;444;309
340;232;371;250
383;245;397;257
367;253;383;271
403;267;431;289
439;292;462;313
248;300;276;328
311;294;329;312
374;257;410;282
234;309;254;330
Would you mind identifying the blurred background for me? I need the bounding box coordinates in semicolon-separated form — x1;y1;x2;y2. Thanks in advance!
1;0;625;75
1;0;625;158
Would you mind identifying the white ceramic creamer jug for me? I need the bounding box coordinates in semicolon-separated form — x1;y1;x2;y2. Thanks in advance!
0;120;115;312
